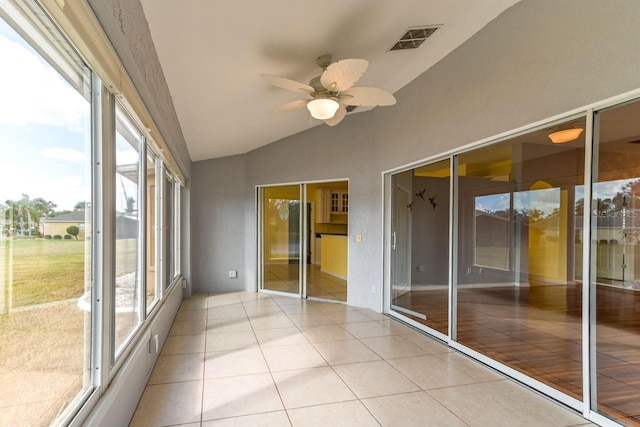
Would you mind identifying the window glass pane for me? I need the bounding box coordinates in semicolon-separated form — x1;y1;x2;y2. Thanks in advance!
174;183;181;277
164;173;174;288
475;193;510;270
456;117;586;401
114;105;142;356
0;7;93;425
592;100;640;424
146;151;157;312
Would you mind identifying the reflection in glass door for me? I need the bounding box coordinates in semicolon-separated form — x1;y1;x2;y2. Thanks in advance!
591;100;640;425
455;119;586;404
390;159;451;336
260;185;302;294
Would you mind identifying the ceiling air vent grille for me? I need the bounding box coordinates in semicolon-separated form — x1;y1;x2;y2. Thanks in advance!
390;26;440;51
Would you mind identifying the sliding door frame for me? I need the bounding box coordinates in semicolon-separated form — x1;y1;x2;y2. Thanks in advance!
257;178;350;302
382;87;640;427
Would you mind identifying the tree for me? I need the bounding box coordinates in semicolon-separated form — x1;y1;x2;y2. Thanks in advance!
3;194;59;235
32;197;56;223
66;225;80;240
74;201;87;211
4;194;32;234
125;196;136;214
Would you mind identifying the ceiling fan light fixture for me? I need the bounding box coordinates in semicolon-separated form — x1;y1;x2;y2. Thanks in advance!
307;97;339;120
548;128;584;144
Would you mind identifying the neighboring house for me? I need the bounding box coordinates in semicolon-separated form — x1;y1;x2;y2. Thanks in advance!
41;210;88;239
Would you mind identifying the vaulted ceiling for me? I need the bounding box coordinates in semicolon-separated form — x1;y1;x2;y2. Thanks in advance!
139;0;521;161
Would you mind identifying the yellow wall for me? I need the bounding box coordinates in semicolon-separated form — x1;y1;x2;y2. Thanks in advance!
528;182;568;282
320;235;348;279
42;222;86;239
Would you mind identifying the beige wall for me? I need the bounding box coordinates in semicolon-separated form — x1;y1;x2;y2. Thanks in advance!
42;222;86;239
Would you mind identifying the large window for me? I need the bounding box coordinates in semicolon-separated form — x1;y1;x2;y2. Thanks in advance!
0;4;93;425
164;172;175;288
0;2;184;424
146;148;159;313
114;105;143;356
474;192;510;270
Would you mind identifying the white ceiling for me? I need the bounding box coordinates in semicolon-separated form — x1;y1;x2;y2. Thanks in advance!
139;0;521;162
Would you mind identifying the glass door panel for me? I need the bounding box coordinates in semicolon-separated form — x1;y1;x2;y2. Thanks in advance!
306;182;348;302
591;100;640;425
261;185;302;294
390;159;451;335
455;118;586;401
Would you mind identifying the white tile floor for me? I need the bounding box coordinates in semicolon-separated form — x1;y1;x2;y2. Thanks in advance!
129;292;596;427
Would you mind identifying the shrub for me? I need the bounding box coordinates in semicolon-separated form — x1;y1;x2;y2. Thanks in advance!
66;225;80;240
45;235;52;239
64;234;72;240
53;235;62;240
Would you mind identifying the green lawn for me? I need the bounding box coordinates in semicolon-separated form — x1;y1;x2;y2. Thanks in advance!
1;239;87;307
1;238;137;308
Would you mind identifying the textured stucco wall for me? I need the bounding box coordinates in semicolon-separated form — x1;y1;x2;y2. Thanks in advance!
87;0;191;178
190;0;640;309
87;0;193;290
191;155;247;293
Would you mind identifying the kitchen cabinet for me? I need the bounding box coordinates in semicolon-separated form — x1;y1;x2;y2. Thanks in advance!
316;189;332;223
330;191;348;214
316;189;348;223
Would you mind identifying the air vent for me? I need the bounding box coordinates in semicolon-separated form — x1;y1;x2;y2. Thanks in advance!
390;26;440;51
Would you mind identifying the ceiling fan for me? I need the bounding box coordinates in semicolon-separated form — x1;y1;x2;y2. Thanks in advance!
261;55;396;126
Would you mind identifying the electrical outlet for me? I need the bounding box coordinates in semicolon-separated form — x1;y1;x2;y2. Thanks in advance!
356;234;362;242
417;265;425;272
371;285;376;293
228;270;238;278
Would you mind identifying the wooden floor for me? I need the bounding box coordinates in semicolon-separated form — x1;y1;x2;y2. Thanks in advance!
394;283;640;426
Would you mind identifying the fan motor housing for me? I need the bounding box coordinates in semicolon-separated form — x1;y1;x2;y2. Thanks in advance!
309;76;326;93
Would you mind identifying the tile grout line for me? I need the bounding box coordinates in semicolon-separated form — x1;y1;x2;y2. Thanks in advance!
244;293;295;427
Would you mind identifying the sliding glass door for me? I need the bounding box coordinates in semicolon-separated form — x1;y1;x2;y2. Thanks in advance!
259;182;349;302
386;97;640;425
591;100;640;425
455;118;586;404
390;159;451;336
260;185;302;295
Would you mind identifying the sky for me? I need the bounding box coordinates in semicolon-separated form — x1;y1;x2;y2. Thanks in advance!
0;17;140;214
476;179;634;217
0;18;89;212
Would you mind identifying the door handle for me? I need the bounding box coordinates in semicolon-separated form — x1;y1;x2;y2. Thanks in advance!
392;231;397;250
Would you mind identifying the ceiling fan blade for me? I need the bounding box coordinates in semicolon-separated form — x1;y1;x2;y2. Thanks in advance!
324;103;347;126
320;59;368;92
271;99;309;113
261;74;314;94
339;86;396;106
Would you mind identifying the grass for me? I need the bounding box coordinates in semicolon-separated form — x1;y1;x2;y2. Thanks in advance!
1;239;87;307
1;238;138;308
